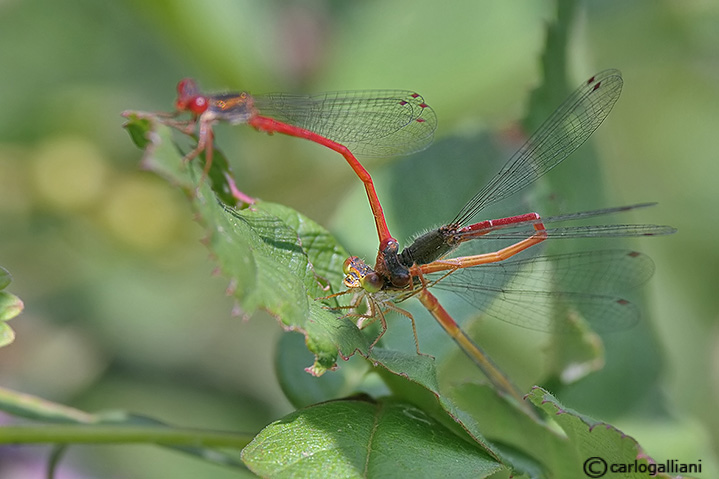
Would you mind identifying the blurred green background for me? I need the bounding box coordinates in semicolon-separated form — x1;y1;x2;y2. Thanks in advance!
0;0;716;477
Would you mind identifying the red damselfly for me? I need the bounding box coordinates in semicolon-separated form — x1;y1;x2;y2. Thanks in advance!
333;70;675;414
169;79;437;246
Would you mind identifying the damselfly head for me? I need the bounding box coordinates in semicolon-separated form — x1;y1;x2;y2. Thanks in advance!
175;78;209;115
342;257;383;293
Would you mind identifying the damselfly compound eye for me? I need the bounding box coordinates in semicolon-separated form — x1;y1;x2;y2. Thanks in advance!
189;96;208;114
360;272;383;293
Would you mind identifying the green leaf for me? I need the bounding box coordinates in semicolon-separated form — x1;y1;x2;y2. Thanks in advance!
122;111;246;207
242;396;504;479
0;266;11;290
371;350;542;472
123;113;363;375
0;322;15;348
0;267;23;347
123;114;153;149
445;384;701;479
0;291;23;322
450;383;571;479
523;387;699;479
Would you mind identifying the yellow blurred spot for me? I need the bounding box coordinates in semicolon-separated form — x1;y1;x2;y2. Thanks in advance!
32;136;109;211
103;175;183;251
0;146;32;215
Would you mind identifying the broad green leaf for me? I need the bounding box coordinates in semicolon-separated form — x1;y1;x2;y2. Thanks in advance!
123;114;363;375
242;397;504;479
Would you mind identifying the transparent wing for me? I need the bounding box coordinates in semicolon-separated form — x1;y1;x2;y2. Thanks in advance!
452;70;623;226
253;90;437;157
427;249;655;333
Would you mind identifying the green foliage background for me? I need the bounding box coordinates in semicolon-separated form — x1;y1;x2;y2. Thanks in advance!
0;0;716;477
